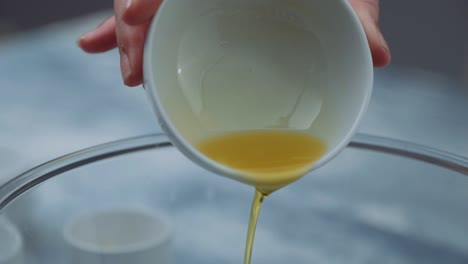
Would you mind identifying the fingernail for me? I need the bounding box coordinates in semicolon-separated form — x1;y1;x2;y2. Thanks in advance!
78;31;91;42
76;33;90;49
126;0;132;9
383;45;390;57
381;38;391;57
383;46;392;64
120;47;132;81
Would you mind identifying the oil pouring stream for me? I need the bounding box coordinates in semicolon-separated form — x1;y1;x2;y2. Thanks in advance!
196;130;326;264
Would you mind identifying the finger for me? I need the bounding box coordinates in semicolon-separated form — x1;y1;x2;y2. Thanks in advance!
117;23;150;86
123;0;163;25
349;0;391;67
115;0;150;86
78;16;118;53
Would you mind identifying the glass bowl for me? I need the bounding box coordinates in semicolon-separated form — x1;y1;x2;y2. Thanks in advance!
0;133;467;264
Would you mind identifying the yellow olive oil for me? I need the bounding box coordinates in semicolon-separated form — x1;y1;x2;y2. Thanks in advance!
196;130;326;264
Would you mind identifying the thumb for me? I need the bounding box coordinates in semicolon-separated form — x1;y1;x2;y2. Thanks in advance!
349;0;391;67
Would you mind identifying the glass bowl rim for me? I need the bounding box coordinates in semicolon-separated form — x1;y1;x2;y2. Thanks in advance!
1;133;467;213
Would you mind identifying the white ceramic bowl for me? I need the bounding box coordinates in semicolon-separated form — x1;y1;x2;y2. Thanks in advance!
144;0;373;186
63;208;173;264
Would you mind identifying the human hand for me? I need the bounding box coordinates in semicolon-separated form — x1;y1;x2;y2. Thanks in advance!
78;0;391;87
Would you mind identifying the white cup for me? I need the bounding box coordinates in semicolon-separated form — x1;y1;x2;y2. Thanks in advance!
63;208;173;264
0;217;23;264
143;0;373;186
